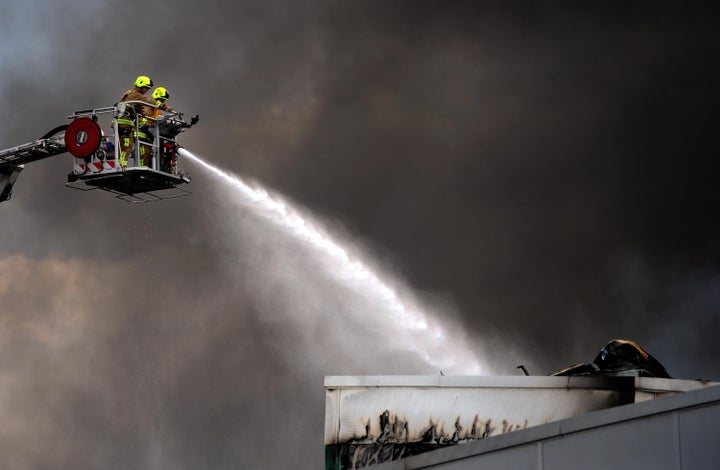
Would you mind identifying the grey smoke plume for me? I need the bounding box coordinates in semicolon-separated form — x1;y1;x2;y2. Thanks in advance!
0;1;718;468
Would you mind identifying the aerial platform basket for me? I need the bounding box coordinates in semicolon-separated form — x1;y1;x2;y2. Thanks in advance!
64;104;197;203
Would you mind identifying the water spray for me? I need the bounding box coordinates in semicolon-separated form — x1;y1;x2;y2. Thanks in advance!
178;148;484;374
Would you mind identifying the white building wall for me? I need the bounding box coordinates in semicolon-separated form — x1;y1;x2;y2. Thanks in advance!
374;384;720;470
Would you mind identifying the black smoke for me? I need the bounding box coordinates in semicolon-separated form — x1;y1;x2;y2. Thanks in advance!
0;2;718;468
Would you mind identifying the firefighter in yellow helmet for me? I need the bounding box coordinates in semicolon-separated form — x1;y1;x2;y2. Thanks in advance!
147;86;176;172
117;75;157;167
149;86;174;120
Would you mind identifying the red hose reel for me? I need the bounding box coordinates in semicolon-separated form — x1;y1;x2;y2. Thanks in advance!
64;117;101;158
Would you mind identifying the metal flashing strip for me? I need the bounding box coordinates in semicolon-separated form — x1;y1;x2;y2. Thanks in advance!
325;375;634;390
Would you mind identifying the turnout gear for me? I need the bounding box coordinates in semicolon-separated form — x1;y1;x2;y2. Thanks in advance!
149;87;174;172
119;87;156;114
117;81;157;167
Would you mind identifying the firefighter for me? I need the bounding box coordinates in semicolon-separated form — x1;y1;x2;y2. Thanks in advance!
117;75;156;167
149;86;174;121
147;86;175;172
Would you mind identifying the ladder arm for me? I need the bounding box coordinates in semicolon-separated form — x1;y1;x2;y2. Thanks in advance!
0;127;68;202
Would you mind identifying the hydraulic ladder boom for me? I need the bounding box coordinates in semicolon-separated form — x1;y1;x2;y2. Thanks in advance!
0;127;67;202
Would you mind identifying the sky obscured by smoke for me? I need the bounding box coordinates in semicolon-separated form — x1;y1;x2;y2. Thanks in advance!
1;1;718;468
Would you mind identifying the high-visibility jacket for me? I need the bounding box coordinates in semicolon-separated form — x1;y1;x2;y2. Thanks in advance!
118;88;156;128
149;100;165;121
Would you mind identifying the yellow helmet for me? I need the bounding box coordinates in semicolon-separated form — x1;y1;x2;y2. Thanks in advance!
134;75;153;88
152;86;170;101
